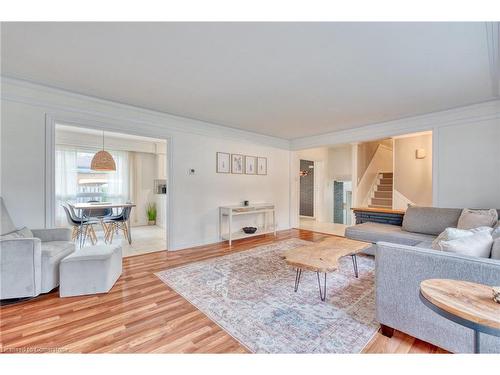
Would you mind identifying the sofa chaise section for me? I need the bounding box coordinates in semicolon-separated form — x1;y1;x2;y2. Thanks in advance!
376;242;500;353
345;222;436;246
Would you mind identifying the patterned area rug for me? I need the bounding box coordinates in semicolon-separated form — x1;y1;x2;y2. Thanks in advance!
156;238;377;353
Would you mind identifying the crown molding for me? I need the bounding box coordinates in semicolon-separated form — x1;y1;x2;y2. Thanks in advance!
290;99;500;150
1;76;291;150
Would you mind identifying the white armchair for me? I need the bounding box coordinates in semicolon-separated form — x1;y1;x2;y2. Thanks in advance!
0;198;75;300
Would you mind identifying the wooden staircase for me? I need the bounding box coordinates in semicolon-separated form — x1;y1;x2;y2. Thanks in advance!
369;172;393;209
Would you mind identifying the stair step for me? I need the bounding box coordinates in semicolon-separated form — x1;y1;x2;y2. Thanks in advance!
371;198;392;205
379;178;393;185
374;191;392;198
369;204;393;209
377;185;392;191
380;172;393;178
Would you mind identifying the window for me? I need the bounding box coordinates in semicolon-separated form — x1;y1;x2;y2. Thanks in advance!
55;146;129;226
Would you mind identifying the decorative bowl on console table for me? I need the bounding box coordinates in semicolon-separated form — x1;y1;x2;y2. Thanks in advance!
242;227;257;234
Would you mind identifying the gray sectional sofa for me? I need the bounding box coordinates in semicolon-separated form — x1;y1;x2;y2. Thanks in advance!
345;206;500;353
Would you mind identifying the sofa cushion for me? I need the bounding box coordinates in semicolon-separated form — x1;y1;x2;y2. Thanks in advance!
492;238;500;260
402;206;462;235
415;240;433;249
40;241;75;294
41;241;75;259
457;209;498;230
345;222;436;246
439;231;493;258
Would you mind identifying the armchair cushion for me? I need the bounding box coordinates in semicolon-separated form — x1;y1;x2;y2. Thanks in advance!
40;241;75;293
32;228;72;242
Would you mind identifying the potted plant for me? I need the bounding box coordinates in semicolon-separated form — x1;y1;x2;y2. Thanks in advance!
146;203;157;225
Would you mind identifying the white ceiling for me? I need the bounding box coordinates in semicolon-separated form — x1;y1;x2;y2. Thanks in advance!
1;22;498;139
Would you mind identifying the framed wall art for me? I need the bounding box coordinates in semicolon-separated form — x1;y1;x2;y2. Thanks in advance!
257;157;267;175
231;154;244;174
216;152;230;173
245;156;257;174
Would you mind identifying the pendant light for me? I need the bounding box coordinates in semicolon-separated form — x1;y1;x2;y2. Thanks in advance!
91;131;116;171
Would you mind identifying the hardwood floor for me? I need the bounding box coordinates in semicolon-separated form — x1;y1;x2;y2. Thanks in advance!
0;229;445;353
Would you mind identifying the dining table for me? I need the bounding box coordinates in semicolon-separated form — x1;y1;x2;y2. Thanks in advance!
66;202;136;247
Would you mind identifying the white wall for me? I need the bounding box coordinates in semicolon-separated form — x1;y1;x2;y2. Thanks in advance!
393;133;433;209
435;119;500;208
328;145;352;181
1;78;290;250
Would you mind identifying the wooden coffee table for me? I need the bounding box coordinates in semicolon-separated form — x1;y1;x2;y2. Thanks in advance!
420;279;500;353
282;237;371;301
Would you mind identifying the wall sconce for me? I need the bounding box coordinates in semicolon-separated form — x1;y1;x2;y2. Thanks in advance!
416;149;426;159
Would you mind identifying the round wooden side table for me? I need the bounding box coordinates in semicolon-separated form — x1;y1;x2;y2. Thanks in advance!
419;279;500;353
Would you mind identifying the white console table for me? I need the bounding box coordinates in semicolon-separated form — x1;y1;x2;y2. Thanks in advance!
219;204;276;245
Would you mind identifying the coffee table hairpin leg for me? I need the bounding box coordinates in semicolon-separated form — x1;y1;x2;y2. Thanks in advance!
351;254;359;278
316;272;327;301
294;268;302;292
293;268;327;302
293;258;357;302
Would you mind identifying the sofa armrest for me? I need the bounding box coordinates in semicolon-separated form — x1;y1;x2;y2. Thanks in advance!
0;238;42;299
375;242;500;353
32;228;72;242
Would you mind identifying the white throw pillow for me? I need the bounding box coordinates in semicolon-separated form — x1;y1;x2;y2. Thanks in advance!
457;209;498;230
439;231;494;258
431;226;492;250
432;228;473;250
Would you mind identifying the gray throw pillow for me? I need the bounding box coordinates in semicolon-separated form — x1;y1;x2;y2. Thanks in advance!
493;222;500;240
491;238;500;260
457;209;498;230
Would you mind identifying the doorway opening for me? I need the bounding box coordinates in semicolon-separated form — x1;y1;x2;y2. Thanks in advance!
294;130;432;236
299;159;315;218
54;124;168;257
333;180;352;225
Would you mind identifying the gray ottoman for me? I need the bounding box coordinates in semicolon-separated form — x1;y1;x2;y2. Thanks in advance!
59;244;122;297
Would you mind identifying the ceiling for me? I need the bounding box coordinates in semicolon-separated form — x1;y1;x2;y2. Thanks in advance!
1;22;498;139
